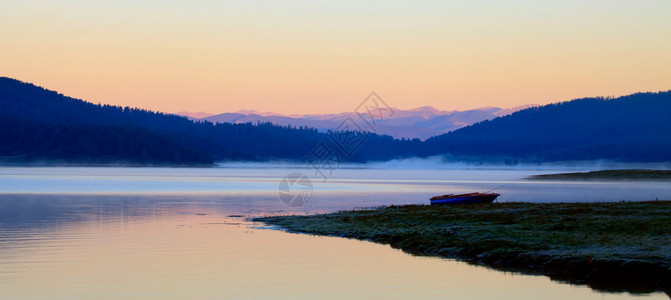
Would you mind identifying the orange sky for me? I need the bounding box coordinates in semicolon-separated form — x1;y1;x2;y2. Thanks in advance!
2;1;670;114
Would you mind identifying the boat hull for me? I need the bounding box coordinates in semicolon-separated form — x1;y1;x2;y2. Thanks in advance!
430;193;499;205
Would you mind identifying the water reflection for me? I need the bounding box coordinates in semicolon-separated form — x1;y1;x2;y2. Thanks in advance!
0;167;669;299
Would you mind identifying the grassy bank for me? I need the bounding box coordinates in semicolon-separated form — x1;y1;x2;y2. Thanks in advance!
254;201;671;295
527;169;671;180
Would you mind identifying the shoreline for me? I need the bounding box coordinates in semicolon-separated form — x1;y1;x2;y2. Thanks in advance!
527;169;671;181
254;201;671;296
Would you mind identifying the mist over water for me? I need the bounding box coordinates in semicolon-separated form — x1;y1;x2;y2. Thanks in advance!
362;156;671;171
2;164;670;203
218;156;671;171
0;165;669;299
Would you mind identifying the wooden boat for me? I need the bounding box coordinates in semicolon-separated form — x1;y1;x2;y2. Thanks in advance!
430;192;499;205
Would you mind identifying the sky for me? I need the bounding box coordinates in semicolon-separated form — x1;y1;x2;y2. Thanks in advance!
2;0;670;114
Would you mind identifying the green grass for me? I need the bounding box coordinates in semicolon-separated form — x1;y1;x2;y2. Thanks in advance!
254;201;671;294
527;169;671;180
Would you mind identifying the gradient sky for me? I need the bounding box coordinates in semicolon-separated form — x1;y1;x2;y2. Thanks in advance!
2;0;670;114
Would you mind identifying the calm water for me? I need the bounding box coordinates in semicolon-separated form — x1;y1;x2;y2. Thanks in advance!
1;166;669;299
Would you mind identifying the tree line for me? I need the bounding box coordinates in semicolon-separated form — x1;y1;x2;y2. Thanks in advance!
1;77;670;165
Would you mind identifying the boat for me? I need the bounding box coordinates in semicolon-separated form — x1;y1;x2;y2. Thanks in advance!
429;192;500;205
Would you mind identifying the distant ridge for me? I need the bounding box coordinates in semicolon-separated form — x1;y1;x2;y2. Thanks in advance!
175;111;214;120
198;104;537;140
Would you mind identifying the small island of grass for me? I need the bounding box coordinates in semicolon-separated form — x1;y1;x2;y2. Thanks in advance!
254;201;671;295
527;169;671;181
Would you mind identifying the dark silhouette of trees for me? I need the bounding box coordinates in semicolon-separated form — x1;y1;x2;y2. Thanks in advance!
0;114;212;165
425;92;671;162
1;76;670;165
0;77;421;164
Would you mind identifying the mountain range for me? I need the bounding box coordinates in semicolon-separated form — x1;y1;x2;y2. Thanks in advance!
1;76;670;165
177;104;537;140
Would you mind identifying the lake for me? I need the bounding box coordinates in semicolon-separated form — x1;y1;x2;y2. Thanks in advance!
1;165;669;299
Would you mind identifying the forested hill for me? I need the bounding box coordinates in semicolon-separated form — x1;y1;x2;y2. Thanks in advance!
424;91;671;162
2;77;670;165
0;77;422;165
